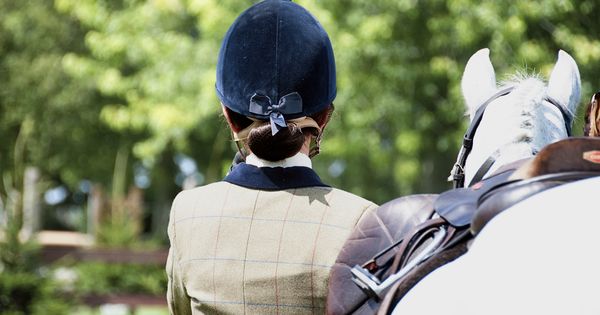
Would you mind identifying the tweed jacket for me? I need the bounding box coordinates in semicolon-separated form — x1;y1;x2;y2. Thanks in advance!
166;163;377;314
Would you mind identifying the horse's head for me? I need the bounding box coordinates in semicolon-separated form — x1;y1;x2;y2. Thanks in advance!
451;48;581;187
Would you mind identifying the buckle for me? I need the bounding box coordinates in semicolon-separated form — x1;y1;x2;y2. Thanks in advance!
448;163;464;182
350;227;448;299
463;135;473;149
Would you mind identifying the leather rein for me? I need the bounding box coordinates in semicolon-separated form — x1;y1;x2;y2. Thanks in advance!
449;86;573;189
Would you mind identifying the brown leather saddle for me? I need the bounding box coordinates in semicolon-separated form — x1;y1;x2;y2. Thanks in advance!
327;138;600;315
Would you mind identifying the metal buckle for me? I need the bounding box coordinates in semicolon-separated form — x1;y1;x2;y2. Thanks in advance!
448;163;464;182
350;226;448;299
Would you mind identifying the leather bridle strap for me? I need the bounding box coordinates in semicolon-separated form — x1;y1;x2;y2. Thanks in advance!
450;87;514;188
545;95;574;136
469;149;501;186
450;87;574;189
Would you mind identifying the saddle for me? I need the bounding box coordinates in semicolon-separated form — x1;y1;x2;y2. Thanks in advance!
327;138;600;315
442;137;600;234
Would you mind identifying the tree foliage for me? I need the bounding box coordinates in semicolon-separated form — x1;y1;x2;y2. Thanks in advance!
0;0;125;195
2;0;600;211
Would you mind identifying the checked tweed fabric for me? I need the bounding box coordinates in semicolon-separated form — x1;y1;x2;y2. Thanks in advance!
166;181;377;315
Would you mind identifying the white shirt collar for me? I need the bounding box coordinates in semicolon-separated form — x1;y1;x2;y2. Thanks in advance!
246;152;312;168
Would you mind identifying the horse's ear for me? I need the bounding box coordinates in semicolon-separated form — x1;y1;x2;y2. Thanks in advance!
547;50;581;114
461;48;497;119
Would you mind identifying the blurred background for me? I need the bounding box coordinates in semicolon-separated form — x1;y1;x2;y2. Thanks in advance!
0;0;598;314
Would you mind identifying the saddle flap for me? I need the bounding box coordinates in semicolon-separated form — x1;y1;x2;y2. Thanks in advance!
434;189;477;227
434;170;515;227
327;194;438;315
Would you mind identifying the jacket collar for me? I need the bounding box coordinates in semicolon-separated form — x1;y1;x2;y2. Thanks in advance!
224;163;329;190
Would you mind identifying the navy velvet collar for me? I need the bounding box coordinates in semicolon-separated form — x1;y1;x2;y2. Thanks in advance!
223;163;329;190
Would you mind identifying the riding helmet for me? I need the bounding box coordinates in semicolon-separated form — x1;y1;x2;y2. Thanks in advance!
216;0;336;124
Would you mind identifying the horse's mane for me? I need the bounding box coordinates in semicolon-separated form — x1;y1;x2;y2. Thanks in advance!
500;72;575;117
493;74;548;147
499;71;543;85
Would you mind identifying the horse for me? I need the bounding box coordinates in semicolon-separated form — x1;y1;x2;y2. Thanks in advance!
327;49;600;315
449;48;578;189
388;49;600;315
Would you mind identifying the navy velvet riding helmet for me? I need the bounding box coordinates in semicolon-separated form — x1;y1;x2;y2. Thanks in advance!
216;0;336;131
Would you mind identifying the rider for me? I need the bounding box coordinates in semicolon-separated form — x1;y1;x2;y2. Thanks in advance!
585;91;600;137
165;1;377;314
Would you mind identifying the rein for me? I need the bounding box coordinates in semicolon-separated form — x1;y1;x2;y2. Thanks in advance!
449;86;573;188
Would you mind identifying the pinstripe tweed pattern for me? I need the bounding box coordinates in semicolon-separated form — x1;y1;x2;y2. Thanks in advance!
166;181;377;314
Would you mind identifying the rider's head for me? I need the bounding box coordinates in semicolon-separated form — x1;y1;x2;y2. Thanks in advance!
216;0;335;161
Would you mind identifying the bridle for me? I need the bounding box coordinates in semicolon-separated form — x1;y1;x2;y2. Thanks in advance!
449;86;573;189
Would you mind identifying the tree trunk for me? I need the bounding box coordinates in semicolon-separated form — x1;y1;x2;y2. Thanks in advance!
21;166;40;240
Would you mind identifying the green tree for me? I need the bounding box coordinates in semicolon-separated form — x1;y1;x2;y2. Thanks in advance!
313;0;599;201
4;0;600;212
0;0;126;209
55;0;238;175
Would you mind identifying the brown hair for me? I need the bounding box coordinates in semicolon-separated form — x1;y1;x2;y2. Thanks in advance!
246;124;306;161
224;105;334;161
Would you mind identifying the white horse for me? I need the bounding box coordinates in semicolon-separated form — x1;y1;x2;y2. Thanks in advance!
391;50;600;314
455;48;579;187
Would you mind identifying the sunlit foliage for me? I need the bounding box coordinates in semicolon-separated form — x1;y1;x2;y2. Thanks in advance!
2;0;599;207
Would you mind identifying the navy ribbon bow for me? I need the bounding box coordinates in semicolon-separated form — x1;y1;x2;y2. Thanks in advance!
249;92;303;135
